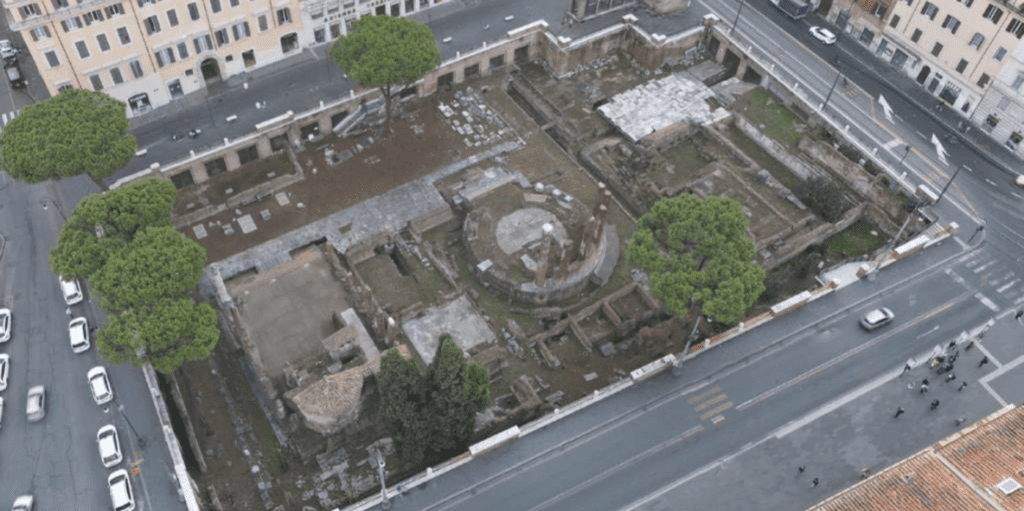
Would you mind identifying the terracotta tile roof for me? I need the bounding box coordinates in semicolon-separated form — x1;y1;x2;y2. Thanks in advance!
286;344;411;420
809;405;1024;511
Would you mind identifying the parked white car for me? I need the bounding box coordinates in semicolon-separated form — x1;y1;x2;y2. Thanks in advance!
59;277;83;305
108;469;135;511
11;495;33;511
69;316;90;353
0;308;10;343
87;366;113;405
0;354;8;392
26;385;44;422
0;396;4;430
809;26;837;45
97;424;123;468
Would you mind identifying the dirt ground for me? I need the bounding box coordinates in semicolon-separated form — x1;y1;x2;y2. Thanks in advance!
178;95;490;263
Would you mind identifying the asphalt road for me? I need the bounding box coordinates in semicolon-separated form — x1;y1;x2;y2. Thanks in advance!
0;172;184;510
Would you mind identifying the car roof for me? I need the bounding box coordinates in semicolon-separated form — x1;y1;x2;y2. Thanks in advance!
865;309;889;323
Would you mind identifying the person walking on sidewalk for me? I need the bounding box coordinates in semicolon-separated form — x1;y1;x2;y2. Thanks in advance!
979;356;990;367
945;373;956;383
894;407;905;418
931;400;941;411
958;381;968;392
811;478;819;488
956;415;967;426
920;382;929;394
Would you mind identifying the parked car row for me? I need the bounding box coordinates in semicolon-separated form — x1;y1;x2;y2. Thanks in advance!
5;276;134;511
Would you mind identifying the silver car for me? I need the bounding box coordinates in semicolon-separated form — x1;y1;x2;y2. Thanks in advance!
26;385;45;422
860;307;895;331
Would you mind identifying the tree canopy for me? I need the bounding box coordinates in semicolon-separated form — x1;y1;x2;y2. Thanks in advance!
92;225;206;312
48;177;218;373
329;15;440;132
97;298;219;373
626;194;766;324
377;337;491;462
0;89;137;183
50;178;176;279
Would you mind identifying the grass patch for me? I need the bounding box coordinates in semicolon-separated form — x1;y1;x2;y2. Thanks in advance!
736;89;803;148
727;125;802;190
659;139;711;173
825;220;884;258
251;402;287;477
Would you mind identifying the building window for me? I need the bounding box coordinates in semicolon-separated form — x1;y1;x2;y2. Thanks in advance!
209;0;221;13
1008;18;1024;38
57;82;73;91
1007;131;1022;149
889;14;900;28
144;15;161;34
96;33;110;51
941;15;960;33
1013;74;1024;90
258;14;268;31
44;50;59;67
232;20;250;41
83;9;104;25
129;59;143;78
188;3;199;20
969;33;985;49
978;73;990;88
215;28;229;45
75;41;90;58
994;47;1007;61
19;4;41;18
117;27;130;44
873;1;887;17
956;59;968;73
229;0;238;6
89;74;103;91
137;0;155;6
959;0;973;6
52;0;68;8
931;42;943;56
61;17;82;32
276;7;291;24
999;95;1011;109
30;26;51;41
167;9;178;26
920;2;938;20
983;4;1003;23
154;47;175;67
105;3;124;16
193;34;213;53
177;41;188;58
987;114;1000;128
110;67;123;84
911;28;922;42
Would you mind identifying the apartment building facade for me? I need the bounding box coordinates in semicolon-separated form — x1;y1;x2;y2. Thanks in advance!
3;0;447;117
832;0;1024;155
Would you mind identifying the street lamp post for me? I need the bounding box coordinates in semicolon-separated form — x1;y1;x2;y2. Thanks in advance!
730;0;745;35
118;404;146;448
935;163;968;205
899;144;912;167
822;69;844;111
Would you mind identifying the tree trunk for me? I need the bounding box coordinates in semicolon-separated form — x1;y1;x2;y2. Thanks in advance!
381;83;393;136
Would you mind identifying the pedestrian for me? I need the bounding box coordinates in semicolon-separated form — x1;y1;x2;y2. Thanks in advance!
922;378;929;386
902;362;912;375
931;399;941;410
980;356;990;367
949;340;956;349
860;468;872;479
1016;310;1023;321
955;415;967;426
799;466;805;473
920;383;929;394
811;478;819;487
946;373;956;383
894;406;905;418
966;340;975;351
958;381;968;392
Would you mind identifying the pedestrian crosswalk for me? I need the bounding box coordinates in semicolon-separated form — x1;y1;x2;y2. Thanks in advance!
951;249;1024;311
688;385;733;425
